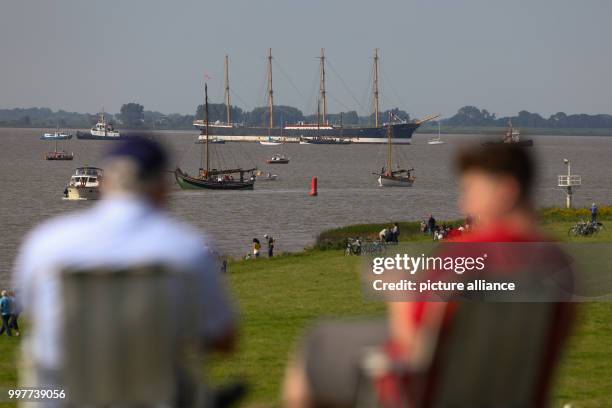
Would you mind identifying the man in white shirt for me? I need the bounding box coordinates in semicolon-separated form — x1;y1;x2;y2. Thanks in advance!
13;137;237;405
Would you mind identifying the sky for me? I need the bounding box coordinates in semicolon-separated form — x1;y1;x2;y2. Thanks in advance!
1;0;611;119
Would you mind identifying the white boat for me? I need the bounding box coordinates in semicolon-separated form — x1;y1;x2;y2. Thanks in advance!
260;137;282;146
254;170;278;181
63;167;103;200
428;120;446;145
41;129;73;140
76;112;122;140
196;134;225;144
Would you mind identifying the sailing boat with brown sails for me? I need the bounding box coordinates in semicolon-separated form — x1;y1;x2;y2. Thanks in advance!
175;83;256;190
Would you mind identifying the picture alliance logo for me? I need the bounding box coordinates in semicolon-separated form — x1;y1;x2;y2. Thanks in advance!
371;253;488;275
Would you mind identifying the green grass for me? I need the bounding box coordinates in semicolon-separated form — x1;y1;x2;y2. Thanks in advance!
0;208;611;407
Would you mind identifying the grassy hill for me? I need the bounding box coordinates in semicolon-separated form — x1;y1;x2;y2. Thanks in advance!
0;208;611;407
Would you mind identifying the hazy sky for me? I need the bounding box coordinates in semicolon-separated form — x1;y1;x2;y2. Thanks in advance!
1;0;611;118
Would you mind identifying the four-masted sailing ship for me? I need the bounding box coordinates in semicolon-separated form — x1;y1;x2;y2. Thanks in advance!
194;49;438;143
175;83;256;190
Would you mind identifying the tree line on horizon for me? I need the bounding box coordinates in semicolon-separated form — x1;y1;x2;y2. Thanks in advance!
1;104;611;130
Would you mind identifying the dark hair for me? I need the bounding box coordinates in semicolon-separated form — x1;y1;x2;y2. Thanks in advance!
105;135;168;179
456;144;534;201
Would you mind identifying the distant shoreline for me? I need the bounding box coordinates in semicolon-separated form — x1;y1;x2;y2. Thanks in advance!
3;126;612;137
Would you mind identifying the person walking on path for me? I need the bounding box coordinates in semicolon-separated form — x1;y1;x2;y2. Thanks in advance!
0;290;12;336
8;291;20;336
427;214;437;235
264;234;275;258
591;202;598;223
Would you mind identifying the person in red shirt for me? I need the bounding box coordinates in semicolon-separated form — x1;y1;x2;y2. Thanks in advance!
382;144;575;407
283;144;575;408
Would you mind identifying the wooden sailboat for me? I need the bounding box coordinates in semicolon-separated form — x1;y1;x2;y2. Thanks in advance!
375;124;415;187
175;83;256;190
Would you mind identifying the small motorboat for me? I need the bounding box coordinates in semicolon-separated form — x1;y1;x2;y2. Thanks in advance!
260;137;282;146
45;151;74;161
254;170;278;181
41;130;73;140
63;167;103;200
266;153;290;164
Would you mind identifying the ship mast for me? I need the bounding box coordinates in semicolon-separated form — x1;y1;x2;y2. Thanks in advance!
319;48;327;125
224;54;231;125
386;117;392;174
373;48;380;128
203;83;210;174
267;48;274;130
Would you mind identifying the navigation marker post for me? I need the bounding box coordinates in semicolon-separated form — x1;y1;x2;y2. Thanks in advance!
558;158;581;209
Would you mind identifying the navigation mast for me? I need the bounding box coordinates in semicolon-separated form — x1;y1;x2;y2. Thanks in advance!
373;48;380;128
268;48;274;129
224;55;231;125
319;48;327;125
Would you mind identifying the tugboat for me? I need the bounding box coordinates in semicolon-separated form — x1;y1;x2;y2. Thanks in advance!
482;120;533;147
175;83;256;190
63;167;103;200
374;125;415;187
76;111;123;140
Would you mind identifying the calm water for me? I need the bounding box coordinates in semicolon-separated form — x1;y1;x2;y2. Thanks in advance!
1;128;611;285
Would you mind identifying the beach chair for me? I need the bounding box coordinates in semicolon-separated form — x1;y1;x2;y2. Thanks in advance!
358;302;563;408
60;265;200;407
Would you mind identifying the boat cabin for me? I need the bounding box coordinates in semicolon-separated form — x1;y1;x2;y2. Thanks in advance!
69;167;103;188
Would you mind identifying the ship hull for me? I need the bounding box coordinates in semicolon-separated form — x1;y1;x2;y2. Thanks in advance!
194;122;419;144
64;186;100;200
76;131;128;140
377;175;415;187
175;168;255;190
41;135;73;140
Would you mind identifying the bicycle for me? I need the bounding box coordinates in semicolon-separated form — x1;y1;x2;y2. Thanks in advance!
345;238;362;256
568;220;605;237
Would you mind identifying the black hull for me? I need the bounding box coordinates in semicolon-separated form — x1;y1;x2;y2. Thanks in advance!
174;168;255;190
482;140;534;147
76;131;132;140
194;122;419;143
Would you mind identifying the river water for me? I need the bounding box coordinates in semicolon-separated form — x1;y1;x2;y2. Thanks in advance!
1;128;611;285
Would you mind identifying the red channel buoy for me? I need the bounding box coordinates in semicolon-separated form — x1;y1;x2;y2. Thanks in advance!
309;176;318;196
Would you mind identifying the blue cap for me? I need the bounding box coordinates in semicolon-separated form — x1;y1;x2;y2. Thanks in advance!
105;136;167;177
